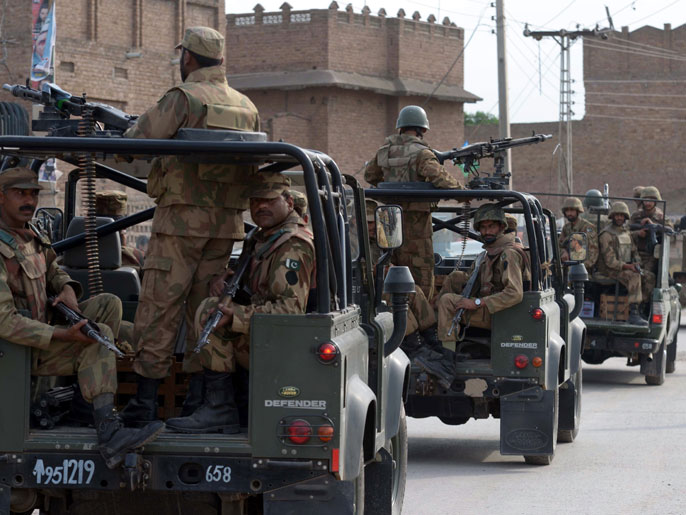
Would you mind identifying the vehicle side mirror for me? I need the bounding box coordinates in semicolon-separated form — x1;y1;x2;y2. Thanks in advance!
34;207;64;243
375;205;403;250
566;232;587;264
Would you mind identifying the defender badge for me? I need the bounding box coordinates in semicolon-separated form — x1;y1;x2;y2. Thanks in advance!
279;386;300;398
512;335;523;342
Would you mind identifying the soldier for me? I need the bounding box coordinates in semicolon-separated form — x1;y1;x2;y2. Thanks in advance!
164;174;315;433
289;189;308;223
597;202;648;326
558;196;598;271
95;190;145;272
569;234;586;261
121;27;261;425
630;186;672;302
504;213;523;245
632;186;645;209
364;105;462;300
0;167;163;467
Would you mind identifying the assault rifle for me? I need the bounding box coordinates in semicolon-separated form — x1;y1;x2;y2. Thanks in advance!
629;223;675;254
49;297;124;357
195;228;257;354
434;133;551;190
447;250;487;338
3;82;136;135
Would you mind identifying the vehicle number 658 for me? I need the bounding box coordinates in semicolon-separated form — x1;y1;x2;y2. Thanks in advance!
205;465;231;483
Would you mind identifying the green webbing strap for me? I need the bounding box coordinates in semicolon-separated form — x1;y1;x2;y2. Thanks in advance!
0;228;17;249
254;229;286;259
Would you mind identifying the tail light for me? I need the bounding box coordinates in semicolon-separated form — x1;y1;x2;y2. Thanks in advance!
287;419;312;444
317;423;334;442
532;356;543;368
531;308;545;321
651;303;664;325
514;354;529;369
317;341;339;362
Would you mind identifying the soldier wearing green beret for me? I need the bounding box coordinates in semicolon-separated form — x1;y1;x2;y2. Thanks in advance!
121;27;262;426
0;167;162;466
166;173;315;433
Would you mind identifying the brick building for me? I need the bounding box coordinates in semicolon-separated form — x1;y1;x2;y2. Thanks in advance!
471;23;686;216
225;3;479;176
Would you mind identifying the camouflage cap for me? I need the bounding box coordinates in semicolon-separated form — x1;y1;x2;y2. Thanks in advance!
505;213;518;231
366;198;380;223
248;173;291;199
570;233;584;244
473;204;506;230
640;186;661;200
288;189;308;217
95;190;127;217
0;167;43;191
176;26;224;60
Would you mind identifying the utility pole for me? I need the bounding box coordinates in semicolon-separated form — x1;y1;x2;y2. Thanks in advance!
495;0;511;186
524;25;610;194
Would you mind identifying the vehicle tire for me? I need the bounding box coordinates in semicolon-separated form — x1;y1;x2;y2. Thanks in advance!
389;404;408;515
557;362;582;443
666;332;677;374
645;346;667;385
524;383;558;466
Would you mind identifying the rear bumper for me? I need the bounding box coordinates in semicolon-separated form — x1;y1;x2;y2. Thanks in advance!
585;333;660;354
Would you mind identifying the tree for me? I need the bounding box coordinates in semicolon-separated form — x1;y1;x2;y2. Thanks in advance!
465;111;498;125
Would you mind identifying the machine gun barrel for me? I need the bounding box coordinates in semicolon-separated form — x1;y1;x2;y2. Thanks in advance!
434;133;552;165
3;83;43;103
195;228;257;354
447;251;487;337
49;297;124;357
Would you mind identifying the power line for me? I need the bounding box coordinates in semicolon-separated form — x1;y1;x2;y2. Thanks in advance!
584;40;686;61
623;0;682;27
586;91;686;98
585;113;686;123
586;102;686;111
611;35;683;56
585;79;686;83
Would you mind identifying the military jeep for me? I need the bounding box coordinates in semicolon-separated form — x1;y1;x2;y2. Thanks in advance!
0;134;410;514
366;184;586;465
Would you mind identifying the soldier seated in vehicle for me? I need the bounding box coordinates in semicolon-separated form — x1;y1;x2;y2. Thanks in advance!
165;174;315;433
630;186;672;303
366;199;455;387
418;205;531;387
596;201;649;326
559;196;598;272
0;167;163;468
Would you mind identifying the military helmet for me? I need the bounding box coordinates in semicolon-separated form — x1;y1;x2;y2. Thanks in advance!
609;201;630;218
570;233;584;244
562;196;584;213
583;189;603;209
396;105;430;130
640;186;661;201
632;186;644;198
473;204;506;230
505;213;518;232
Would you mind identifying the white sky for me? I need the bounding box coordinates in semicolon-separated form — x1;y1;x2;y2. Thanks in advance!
226;0;685;123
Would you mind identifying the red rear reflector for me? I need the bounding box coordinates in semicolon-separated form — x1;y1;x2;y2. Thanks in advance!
514;354;529;369
317;342;339;361
287;419;312;444
532;308;545;320
318;424;334;442
652;314;663;324
532;356;543;368
634;342;640;348
331;448;340;472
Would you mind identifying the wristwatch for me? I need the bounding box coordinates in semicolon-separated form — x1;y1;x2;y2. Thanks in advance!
474;298;482;307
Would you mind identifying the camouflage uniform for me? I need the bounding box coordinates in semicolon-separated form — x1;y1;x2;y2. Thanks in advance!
364;133;461;299
0;219;121;402
630;189;671;301
559;217;599;271
196;212;315;372
288;189;308;221
437;232;529;341
124;28;260;379
597;223;642;304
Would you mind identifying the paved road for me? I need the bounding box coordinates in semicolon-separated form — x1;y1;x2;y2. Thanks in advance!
402;327;686;515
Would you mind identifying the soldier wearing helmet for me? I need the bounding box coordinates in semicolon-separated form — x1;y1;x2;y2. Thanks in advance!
581;189;608;225
418;205;531;387
364;105;462;300
632;186;644;209
558;196;598;271
597;202;648;326
629;186;672;302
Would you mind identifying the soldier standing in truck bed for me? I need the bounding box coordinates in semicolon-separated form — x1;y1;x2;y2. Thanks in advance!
95;190;145;274
364;105;462;300
120;26;261;426
558;197;598;271
597;202;648;326
630;186;672;302
0;167;163;467
165;174;315;433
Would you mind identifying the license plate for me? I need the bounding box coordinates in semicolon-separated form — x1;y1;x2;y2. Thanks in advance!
32;458;96;485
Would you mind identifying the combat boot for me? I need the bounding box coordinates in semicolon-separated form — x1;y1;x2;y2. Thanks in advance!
93;401;164;469
420;325;456;360
628;303;649;327
413;350;456;390
400;331;424;359
165;369;240;434
179;373;205;417
119;375;161;427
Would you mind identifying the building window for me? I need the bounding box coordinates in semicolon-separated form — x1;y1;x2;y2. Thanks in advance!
263;14;283;24
291;13;311;23
114;67;128;80
59;61;75;73
235;15;255;25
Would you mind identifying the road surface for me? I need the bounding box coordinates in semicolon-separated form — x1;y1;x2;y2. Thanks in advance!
402;327;686;515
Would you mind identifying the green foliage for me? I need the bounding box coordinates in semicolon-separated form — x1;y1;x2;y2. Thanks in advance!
464;111;498;125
